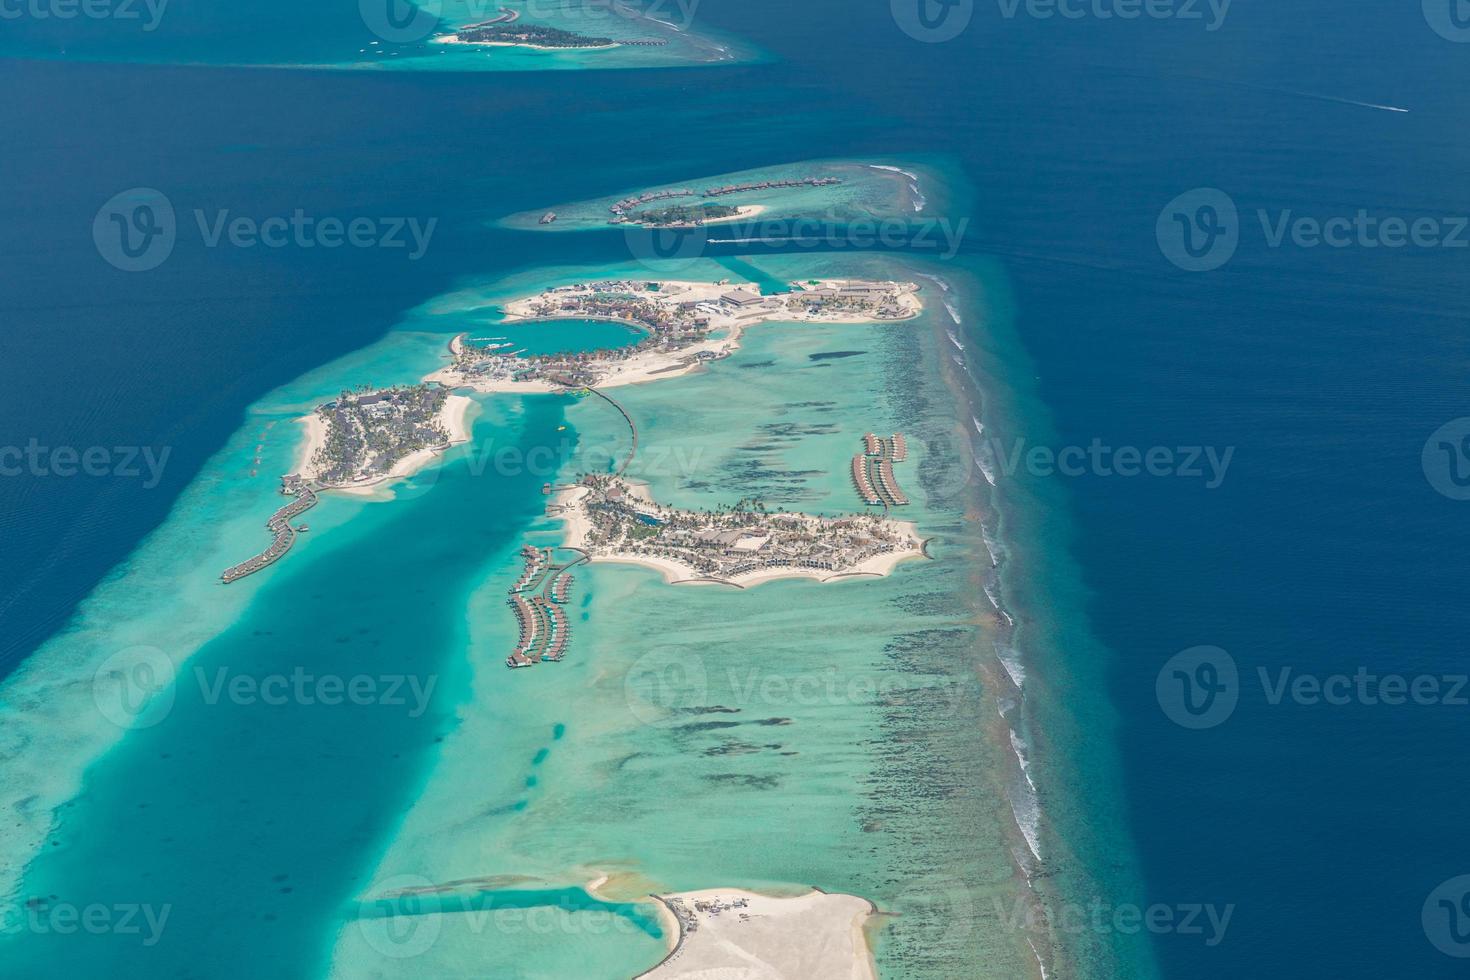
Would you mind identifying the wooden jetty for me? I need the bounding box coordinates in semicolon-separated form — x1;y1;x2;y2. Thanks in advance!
851;432;910;509
220;478;320;583
505;545;584;668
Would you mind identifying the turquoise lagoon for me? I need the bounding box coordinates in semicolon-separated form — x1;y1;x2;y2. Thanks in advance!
0;253;1147;978
467;317;646;358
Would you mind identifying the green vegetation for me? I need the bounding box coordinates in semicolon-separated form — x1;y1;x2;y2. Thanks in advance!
458;24;615;48
629;204;741;226
311;384;450;486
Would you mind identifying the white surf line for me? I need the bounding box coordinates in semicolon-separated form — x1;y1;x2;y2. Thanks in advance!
1165;71;1411;113
1284;89;1409;113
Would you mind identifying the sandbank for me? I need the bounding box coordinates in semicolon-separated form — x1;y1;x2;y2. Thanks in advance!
638;887;877;980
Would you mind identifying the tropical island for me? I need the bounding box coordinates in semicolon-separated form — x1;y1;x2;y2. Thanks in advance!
426;278;921;393
550;475;924;587
220;384;471;583
502;159;942;232
441;23;619;49
621;202;748;227
298;384;472;492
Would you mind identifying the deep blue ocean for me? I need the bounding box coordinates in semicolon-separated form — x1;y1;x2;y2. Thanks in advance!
4;2;1470;976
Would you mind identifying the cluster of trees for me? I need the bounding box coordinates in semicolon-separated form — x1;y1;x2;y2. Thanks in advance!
629;204;741;227
459;24;614;47
311;385;450;485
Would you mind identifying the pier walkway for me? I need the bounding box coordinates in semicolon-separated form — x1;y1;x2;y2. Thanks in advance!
220;481;319;583
506;546;587;668
851;432;910;510
551;377;638;477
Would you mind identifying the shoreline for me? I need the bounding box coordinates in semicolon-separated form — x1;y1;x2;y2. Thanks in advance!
550;482;926;588
293;392;475;497
431;34;623;52
426;278;922;395
502;158;935;232
625;203;766;229
637;887;877;980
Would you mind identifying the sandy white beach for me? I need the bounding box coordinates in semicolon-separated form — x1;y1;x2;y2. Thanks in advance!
426;279;922;395
640;887;878;980
550;483;925;587
430;34;622;52
629;203;767;228
293;392;475;497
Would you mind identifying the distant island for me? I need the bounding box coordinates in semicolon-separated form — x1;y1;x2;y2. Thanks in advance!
501;161;942;233
427;278;922;394
448;24;617;49
551;476;924;588
604;176;839;226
